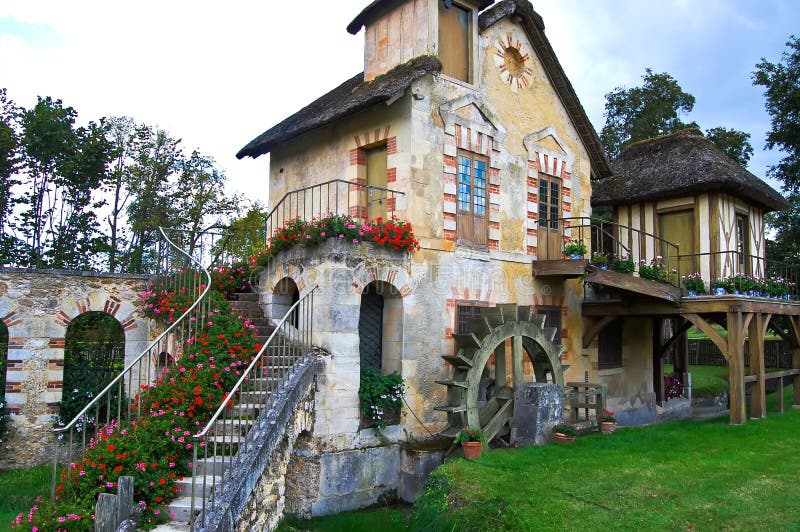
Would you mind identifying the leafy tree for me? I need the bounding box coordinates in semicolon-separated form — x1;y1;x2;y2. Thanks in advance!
172;150;241;260
212;203;267;262
754;36;800;264
121;126;181;273
104;116;136;272
705;127;753;166
0;89;22;264
600;68;697;158
17;96;114;269
600;69;753;165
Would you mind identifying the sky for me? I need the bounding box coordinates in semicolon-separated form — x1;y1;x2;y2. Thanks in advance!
1;0;797;204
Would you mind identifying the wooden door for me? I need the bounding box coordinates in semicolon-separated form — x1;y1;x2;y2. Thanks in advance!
659;210;695;275
366;146;387;220
736;214;750;274
456;152;488;250
538;176;562;259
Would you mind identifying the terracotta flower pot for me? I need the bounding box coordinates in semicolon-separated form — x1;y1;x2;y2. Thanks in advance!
553;432;575;444
600;421;617;434
462;440;483;459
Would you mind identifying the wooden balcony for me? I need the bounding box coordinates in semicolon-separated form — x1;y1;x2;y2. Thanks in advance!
531;259;588;278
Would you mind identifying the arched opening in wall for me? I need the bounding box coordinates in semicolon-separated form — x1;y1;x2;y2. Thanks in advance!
0;321;9;438
358;281;403;428
58;312;125;429
273;277;300;327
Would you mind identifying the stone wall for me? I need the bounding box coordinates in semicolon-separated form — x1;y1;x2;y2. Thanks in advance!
201;355;321;532
0;268;153;469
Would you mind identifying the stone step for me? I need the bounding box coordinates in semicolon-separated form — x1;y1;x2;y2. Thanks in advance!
230;292;259;302
193;456;233;476
212;418;254;436
165;496;198;523
176;475;221;497
230;300;261;313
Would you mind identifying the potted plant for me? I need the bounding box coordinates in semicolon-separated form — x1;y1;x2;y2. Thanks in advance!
552;423;580;444
564;239;588;259
591;251;609;269
613;253;635;274
454;426;484;459
710;278;730;296
682;272;705;296
598;409;617;434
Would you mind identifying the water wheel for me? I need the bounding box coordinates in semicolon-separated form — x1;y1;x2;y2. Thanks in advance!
437;304;565;446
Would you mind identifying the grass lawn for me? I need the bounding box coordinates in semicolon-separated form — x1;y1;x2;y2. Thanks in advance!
0;465;51;526
283;388;800;531
666;364;788;396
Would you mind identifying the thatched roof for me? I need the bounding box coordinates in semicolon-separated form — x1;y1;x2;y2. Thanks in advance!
592;129;789;212
236;56;441;159
347;0;496;35
479;0;612;178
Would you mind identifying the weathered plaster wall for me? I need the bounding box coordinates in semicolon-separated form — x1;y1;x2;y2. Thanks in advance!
0;269;152;469
587;317;656;425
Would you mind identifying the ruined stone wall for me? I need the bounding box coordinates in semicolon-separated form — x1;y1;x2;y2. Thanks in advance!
0;269;153;469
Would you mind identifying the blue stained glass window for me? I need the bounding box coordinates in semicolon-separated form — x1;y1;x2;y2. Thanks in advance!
473;159;486;216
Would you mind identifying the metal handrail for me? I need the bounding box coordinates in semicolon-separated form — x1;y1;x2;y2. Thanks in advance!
675;250;800;296
190;286;317;530
537;216;682;287
51;227;213;501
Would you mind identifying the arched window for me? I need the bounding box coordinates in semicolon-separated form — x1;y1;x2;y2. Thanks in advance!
59;312;125;428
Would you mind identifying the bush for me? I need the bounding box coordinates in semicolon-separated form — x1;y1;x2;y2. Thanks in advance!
358;367;403;430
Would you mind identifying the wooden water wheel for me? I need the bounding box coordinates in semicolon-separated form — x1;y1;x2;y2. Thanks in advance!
437;304;565;446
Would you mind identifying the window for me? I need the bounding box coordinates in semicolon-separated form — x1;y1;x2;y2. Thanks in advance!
438;1;472;83
456;151;488;249
537;176;562;259
365;145;387;220
456;303;490;335
598;319;622;369
736;214;749;273
536;306;562;345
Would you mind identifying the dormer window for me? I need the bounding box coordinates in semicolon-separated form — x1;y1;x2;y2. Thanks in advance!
439;1;472;83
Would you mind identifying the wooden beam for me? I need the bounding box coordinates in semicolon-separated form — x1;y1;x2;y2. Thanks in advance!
585;267;682;302
761;314;773;342
727;311;747;425
656;319;693;359
794;347;800;408
769;322;793;345
788;316;800;348
653;318;665;404
582;316;616;349
684;313;728;359
749;313;766;420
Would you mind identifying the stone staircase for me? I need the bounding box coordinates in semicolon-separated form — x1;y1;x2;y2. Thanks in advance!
159;291;278;529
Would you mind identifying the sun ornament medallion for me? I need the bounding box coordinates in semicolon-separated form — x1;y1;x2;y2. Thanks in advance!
493;34;533;93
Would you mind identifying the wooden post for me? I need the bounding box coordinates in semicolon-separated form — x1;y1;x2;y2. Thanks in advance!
118;476;134;523
674;318;690;373
794;347;800;408
512;335;524;388
727;311;747;424
95;493;119;532
777;375;785;413
494;344;506;387
749;314;766;419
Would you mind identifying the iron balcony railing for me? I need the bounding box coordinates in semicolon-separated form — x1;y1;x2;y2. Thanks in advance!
536;216;681;287
263;179;404;242
51;227;214;501
190;287;317;530
676;251;800;297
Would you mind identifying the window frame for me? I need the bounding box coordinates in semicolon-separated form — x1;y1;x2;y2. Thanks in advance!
598;318;623;369
438;0;474;84
535;306;562;346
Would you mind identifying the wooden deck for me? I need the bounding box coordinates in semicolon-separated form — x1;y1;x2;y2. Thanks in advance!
531;259;588;278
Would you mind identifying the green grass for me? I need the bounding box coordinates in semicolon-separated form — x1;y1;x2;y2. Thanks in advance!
276;506;408;532
414;388;800;531
0;466;51;525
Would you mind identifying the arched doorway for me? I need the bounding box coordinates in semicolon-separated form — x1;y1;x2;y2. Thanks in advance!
0;321;8;440
58;312;125;428
358;281;404;427
273;277;300;327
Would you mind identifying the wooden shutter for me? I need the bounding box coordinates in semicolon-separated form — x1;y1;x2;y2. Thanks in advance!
659;210;695;274
366;146;387;219
438;2;471;82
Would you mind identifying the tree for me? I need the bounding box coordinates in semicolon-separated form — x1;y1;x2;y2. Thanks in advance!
212;203;267;262
600;69;753;165
754;36;800;264
600;68;697;158
104;116;136;272
0;89;22;264
705;127;753;167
